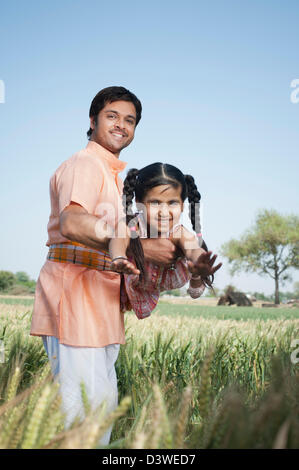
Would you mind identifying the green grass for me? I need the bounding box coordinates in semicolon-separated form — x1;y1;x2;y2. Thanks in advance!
0;300;299;448
155;301;299;321
0;297;34;306
1;294;299;320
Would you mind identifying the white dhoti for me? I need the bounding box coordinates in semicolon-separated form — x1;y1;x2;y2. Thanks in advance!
42;335;120;447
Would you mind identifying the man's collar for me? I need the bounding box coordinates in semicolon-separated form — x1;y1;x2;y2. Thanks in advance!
85;141;127;174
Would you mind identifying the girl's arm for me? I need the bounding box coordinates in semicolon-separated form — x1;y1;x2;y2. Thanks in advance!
109;218;140;275
172;226;222;281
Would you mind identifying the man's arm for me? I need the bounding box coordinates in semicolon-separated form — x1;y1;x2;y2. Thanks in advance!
60;205;179;266
59;202;112;251
140;237;182;266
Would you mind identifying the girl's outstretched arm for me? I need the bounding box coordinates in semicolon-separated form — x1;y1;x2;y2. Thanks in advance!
173;226;222;281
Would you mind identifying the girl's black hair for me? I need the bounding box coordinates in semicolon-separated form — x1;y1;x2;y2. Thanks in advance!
122;163;214;288
122;168;146;281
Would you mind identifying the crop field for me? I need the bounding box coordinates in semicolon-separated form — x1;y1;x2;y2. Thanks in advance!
0;296;298;449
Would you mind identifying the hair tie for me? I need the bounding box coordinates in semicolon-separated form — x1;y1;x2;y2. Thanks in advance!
130;226;137;232
197;232;202;237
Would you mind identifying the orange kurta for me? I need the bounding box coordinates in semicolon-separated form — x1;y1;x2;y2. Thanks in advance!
30;141;127;347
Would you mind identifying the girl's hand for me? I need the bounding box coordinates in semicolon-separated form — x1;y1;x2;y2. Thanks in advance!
187;251;222;278
110;257;140;275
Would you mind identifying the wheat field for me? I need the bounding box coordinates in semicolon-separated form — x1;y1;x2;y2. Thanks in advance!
0;298;298;449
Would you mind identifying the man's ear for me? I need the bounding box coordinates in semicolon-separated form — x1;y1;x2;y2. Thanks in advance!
89;116;95;130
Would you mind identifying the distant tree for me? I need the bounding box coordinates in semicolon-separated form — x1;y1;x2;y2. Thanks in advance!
293;282;299;299
279;291;297;302
0;270;36;294
220;209;299;304
251;291;273;302
15;271;36;293
169;289;181;297
204;286;221;297
0;271;16;291
224;284;236;294
161;289;182;297
15;271;31;284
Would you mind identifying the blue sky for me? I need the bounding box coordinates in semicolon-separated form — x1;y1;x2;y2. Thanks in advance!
0;0;298;295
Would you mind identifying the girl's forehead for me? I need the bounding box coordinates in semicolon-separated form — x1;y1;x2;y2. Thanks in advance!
144;184;182;199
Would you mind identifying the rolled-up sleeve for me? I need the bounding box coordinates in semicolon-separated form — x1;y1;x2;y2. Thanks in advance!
56;155;103;215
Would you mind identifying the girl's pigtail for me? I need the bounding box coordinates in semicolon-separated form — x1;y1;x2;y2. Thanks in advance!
184;174;215;290
122;169;146;282
184;174;201;235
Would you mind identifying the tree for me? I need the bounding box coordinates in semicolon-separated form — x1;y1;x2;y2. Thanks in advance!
293;281;299;299
15;271;31;283
204;286;221;297
15;271;36;293
0;271;16;291
0;270;36;294
220;209;299;304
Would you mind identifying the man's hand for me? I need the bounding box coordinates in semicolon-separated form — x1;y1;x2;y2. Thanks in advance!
187;251;222;278
141;238;183;267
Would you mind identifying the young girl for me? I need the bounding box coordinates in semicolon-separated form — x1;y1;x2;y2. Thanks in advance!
109;163;222;318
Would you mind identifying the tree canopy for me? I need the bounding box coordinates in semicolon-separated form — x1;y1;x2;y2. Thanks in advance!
0;270;36;294
220;209;299;304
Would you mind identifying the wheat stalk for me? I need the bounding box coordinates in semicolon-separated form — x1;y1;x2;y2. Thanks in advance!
35;383;63;448
80;381;91;416
151;384;173;449
47;395;131;449
272;418;291;449
94;396;131;447
26;364;52;418
5;366;21;403
146;386;164;449
174;385;192;448
21;384;52;449
198;347;214;421
7;416;25;449
0;402;25;448
131;431;147;449
129;403;148;448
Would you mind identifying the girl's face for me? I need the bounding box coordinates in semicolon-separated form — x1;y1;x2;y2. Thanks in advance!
141;184;184;236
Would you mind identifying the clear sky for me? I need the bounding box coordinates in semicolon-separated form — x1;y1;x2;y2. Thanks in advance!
0;0;298;295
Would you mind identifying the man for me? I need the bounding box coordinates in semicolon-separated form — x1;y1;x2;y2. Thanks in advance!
30;86;178;445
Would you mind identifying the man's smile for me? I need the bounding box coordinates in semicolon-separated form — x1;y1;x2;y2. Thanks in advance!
110;130;127;140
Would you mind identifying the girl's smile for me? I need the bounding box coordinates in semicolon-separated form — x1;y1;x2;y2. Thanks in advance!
141;184;184;236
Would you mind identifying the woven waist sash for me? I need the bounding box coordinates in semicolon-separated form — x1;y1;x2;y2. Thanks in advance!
47;241;114;272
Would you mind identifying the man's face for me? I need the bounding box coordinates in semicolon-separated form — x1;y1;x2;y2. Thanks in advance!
90;100;137;157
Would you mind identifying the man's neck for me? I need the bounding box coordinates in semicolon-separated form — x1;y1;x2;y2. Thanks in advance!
89;138;120;158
